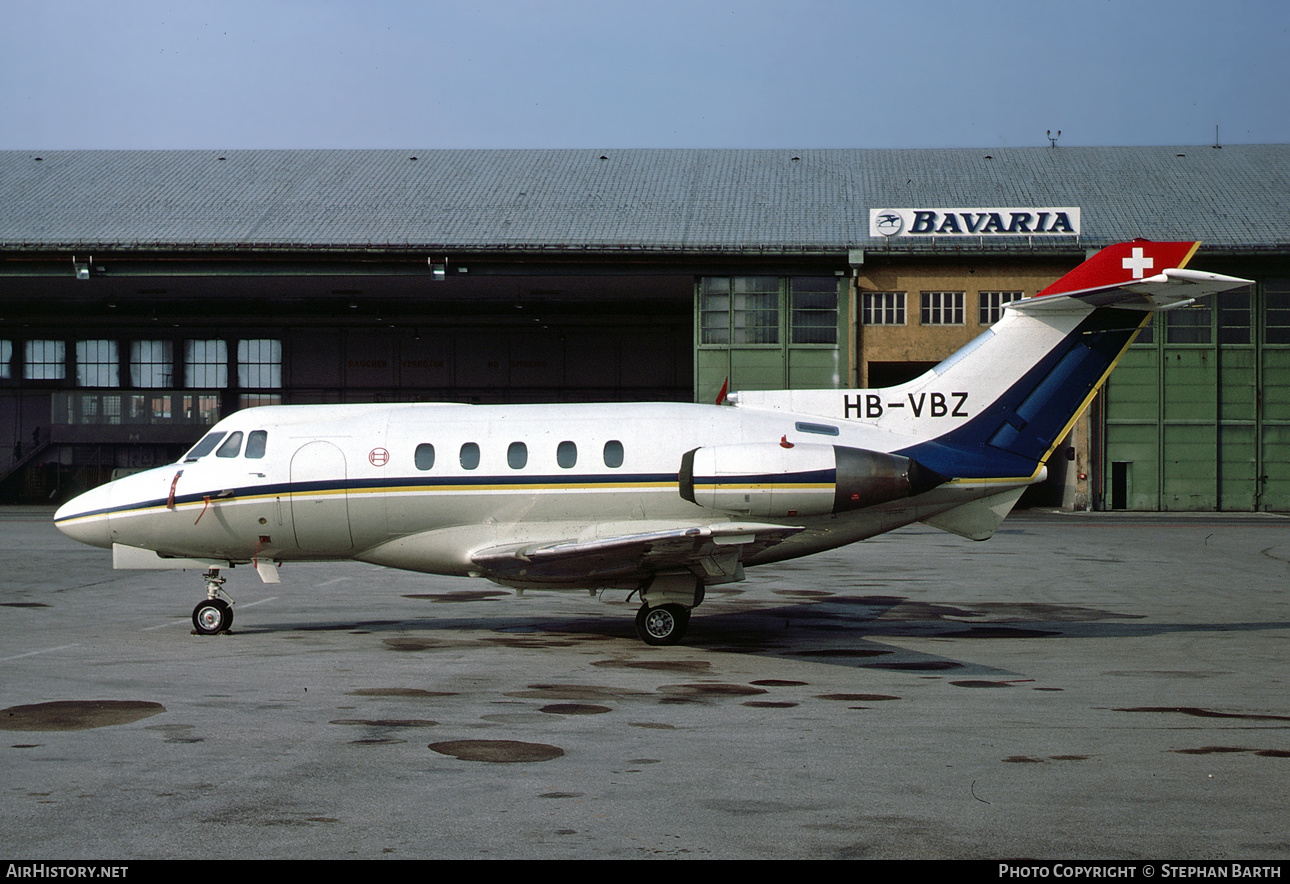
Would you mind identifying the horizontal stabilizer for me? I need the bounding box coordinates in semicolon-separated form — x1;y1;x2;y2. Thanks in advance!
1016;240;1251;313
471;522;803;584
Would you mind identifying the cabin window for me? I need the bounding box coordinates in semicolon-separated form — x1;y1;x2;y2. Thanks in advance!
795;421;839;436
459;442;480;470
603;440;624;468
557;440;577;469
415;443;435;470
507;442;527;469
0;340;11;379
216;431;243;457
245;430;268;459
184;431;226;461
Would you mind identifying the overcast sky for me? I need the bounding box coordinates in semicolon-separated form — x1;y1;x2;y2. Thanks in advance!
2;0;1287;151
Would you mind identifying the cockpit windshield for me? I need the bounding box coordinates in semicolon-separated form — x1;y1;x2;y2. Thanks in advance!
183;431;227;462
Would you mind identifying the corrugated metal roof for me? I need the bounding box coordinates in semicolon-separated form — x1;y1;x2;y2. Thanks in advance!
2;146;1287;253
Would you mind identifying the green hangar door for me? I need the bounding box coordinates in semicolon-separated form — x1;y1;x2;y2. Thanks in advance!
1102;280;1290;511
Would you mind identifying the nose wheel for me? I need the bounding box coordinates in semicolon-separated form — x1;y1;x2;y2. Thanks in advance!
192;568;233;635
635;603;690;646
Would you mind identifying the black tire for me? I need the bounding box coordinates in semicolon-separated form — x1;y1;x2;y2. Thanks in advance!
192;598;233;634
635;604;690;646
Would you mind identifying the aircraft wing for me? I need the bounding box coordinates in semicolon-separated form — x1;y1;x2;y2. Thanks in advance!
470;522;804;585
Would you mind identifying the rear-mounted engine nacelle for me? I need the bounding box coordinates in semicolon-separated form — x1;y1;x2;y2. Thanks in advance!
678;443;945;518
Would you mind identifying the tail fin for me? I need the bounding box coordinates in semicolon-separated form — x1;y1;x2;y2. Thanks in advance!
731;241;1251;481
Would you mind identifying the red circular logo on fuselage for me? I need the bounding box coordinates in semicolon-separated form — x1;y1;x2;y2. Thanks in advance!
369;448;389;467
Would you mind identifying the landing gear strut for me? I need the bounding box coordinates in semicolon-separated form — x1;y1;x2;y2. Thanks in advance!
192;568;233;634
633;572;704;646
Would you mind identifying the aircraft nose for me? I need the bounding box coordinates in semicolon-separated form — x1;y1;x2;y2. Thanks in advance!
54;484;114;550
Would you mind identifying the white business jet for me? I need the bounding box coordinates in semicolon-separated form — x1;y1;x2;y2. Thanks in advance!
55;241;1251;645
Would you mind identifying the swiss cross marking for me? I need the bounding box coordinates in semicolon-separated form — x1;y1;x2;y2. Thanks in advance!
1122;247;1154;279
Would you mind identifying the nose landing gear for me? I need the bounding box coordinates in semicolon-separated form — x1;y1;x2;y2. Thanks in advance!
192;568;234;635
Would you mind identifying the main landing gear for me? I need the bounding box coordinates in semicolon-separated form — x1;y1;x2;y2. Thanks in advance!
632;572;704;646
634;603;690;646
192;568;234;635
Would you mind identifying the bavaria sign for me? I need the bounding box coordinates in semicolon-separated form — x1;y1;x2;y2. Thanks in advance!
870;207;1081;238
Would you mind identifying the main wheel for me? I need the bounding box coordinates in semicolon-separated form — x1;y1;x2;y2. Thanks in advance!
192;598;233;634
635;604;690;646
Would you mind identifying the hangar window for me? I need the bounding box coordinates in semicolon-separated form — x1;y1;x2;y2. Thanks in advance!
75;340;119;387
557;440;578;469
238;339;282;388
1218;288;1252;345
216;431;243;457
701;277;779;345
460;442;480;470
603;440;624;468
415;443;435;470
1166;303;1211;344
186;340;228;388
861;292;905;326
130;340;173;388
791;278;839;344
245;431;268;459
978;291;1024;325
25;340;66;380
0;340;10;379
1266;281;1290;344
921;292;964;325
507;441;528;469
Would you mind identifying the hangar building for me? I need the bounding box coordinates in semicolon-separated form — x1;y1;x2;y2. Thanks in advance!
2;146;1288;510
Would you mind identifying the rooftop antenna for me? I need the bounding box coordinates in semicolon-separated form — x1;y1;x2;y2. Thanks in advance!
1213;124;1222;149
1047;129;1061;148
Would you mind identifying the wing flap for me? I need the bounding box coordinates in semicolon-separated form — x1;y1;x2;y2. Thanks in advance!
471;522;803;584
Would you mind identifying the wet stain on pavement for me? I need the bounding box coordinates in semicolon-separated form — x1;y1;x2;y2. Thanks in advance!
382;637;446;652
510;684;646;701
146;724;203;743
752;679;809;687
657;683;769;698
347;687;457;699
0;700;165;731
951;680;1014;688
815;693;900;702
1;602;49;608
1172;746;1290;757
540;703;611;715
953;626;1060;639
1116;707;1290;722
430;739;564;763
591;659;711;673
404;591;510;602
743;701;798;708
330;719;439;727
792;648;891;658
